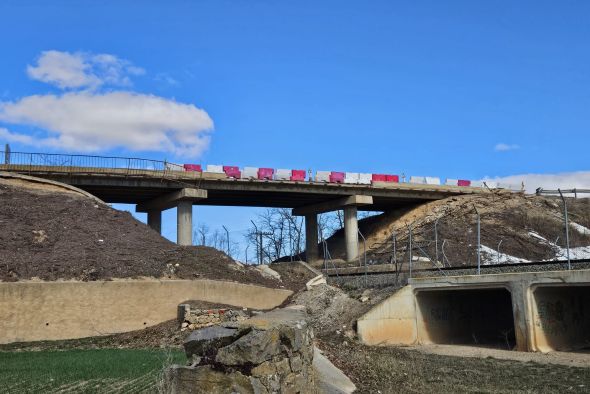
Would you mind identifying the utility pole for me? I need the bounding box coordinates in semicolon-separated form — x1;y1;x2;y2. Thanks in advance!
222;225;230;257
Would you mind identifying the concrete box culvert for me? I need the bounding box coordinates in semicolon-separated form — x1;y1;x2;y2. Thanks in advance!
531;284;590;353
415;287;516;350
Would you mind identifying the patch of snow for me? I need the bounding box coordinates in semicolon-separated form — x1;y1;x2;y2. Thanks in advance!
554;245;590;260
480;245;529;265
570;222;590;236
528;231;549;243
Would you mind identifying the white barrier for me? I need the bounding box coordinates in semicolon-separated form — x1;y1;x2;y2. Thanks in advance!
242;167;258;179
206;164;224;173
275;169;291;180
425;177;441;185
165;162;184;172
470;180;484;188
445;179;458;186
409;176;426;184
344;172;359;184
358;173;372;185
315;171;331;182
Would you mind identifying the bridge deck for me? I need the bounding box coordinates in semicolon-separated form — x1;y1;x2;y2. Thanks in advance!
0;164;489;209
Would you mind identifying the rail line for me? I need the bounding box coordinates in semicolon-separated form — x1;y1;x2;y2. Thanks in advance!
324;258;590;277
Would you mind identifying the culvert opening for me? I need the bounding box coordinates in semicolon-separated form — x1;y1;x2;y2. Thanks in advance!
416;288;516;349
533;285;590;352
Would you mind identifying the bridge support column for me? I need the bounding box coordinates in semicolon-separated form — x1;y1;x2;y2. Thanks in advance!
147;210;162;234
305;214;319;263
344;205;359;262
177;201;193;246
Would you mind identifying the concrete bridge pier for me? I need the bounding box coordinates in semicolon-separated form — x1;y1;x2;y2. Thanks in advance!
147;210;162;234
305;214;319;263
136;188;207;246
344;205;359;262
177;201;193;246
293;195;373;263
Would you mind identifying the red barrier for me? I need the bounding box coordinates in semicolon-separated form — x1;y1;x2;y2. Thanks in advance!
457;179;471;187
183;164;202;172
258;168;274;180
223;166;241;178
372;174;399;183
329;171;345;183
290;169;306;181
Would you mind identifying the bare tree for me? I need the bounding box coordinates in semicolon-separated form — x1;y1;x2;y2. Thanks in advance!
194;223;210;246
245;208;308;263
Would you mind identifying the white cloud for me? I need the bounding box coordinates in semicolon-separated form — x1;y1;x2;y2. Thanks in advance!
27;50;144;90
483;171;590;193
0;92;213;157
494;143;520;152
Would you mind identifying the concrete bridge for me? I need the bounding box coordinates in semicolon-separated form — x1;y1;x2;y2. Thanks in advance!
0;152;487;262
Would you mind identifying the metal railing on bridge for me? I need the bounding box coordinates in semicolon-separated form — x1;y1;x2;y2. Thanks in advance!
0;150;180;177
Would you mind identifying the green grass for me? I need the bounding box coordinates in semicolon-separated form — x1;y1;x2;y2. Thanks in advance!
0;349;185;393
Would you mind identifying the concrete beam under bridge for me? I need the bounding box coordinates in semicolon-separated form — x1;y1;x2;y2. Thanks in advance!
136;188;207;246
136;188;207;212
291;195;373;216
294;195;373;263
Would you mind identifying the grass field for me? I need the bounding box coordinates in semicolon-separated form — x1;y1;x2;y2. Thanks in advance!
0;349;185;393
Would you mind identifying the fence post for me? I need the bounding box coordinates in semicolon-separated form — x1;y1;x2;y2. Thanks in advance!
558;189;572;270
408;224;413;278
497;239;503;265
434;218;439;266
474;205;481;275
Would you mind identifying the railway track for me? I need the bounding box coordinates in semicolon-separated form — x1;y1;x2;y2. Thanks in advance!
324;258;590;277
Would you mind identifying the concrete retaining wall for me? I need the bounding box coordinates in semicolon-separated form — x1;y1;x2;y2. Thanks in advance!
0;279;292;344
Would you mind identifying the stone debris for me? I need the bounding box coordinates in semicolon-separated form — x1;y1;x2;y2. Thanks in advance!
178;304;249;331
255;264;282;281
305;274;327;290
165;307;318;393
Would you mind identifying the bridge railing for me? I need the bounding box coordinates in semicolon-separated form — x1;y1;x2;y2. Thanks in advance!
0;150;172;176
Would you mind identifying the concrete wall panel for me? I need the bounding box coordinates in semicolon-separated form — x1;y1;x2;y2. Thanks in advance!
0;279;292;344
531;285;590;352
357;286;417;345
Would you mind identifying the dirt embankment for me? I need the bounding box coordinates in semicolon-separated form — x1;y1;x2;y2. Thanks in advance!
0;179;277;287
324;192;590;266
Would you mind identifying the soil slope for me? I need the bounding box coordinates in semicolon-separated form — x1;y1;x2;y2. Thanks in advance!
0;178;277;286
325;192;590;266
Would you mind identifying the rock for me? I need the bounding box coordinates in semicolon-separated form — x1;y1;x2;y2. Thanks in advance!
360;296;369;303
215;328;282;365
183;326;239;359
255;264;282;281
165;365;254;394
305;274;327;290
167;307;333;394
313;346;357;394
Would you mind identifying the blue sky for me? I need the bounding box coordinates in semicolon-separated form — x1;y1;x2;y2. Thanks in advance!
1;1;589;254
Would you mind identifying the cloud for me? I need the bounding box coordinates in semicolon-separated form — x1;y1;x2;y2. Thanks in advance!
494;143;520;152
0;92;213;157
155;73;179;86
26;50;144;90
483;171;590;193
